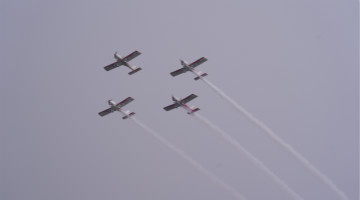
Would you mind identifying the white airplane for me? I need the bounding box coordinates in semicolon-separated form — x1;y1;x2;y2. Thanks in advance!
163;94;200;114
104;51;142;75
98;97;135;119
170;57;208;80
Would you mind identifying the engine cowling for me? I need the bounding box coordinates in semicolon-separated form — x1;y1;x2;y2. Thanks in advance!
108;100;116;106
114;52;122;60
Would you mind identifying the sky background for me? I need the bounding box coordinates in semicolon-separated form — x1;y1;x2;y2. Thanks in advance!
1;0;358;200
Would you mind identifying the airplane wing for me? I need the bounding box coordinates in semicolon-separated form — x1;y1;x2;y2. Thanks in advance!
170;67;188;77
180;94;198;104
189;57;208;68
104;61;122;71
163;103;180;111
123;51;141;62
98;108;114;117
116;97;134;108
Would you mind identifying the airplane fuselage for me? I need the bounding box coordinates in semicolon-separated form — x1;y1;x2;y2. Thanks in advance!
99;97;135;119
172;96;195;114
108;100;117;106
108;100;125;113
180;59;203;79
114;53;132;69
180;60;192;71
104;51;141;75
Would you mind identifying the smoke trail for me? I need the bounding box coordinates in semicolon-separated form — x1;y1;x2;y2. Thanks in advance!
200;77;348;200
130;117;247;200
193;113;304;200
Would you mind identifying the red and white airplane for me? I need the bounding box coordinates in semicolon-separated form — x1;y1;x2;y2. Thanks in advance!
98;97;135;119
104;51;142;75
170;57;208;80
163;94;200;114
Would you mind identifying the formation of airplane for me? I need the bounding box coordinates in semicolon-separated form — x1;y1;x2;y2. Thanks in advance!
99;51;207;118
163;94;200;114
98;97;135;119
170;57;208;80
104;51;142;75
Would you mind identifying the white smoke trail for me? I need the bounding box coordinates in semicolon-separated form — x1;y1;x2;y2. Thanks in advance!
130;117;248;200
200;77;348;200
193;113;304;200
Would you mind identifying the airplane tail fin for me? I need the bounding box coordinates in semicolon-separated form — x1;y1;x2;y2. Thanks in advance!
122;112;135;119
194;73;208;80
128;67;142;75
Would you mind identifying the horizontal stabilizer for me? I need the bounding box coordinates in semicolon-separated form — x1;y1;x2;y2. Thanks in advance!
122;112;135;119
192;108;200;112
194;73;208;80
187;107;200;114
128;67;142;75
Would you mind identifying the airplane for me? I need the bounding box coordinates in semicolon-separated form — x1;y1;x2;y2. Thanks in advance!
98;97;135;119
104;51;142;75
170;57;208;80
163;94;200;114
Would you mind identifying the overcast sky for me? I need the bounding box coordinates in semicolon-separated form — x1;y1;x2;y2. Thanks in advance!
1;0;358;200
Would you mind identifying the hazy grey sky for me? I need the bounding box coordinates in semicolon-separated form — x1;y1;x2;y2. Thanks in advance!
1;0;358;200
